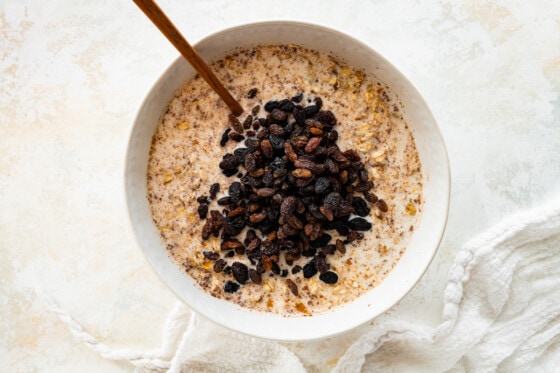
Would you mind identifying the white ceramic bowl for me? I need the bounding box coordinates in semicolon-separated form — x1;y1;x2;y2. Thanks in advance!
126;21;449;341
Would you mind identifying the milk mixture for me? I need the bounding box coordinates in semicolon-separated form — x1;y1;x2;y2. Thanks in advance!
147;45;422;315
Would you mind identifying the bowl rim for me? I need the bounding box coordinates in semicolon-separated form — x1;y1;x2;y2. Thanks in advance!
125;19;450;342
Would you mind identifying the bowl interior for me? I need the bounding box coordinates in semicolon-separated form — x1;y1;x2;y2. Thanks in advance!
126;21;449;341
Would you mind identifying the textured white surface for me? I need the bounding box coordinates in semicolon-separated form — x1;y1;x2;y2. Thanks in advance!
1;0;559;371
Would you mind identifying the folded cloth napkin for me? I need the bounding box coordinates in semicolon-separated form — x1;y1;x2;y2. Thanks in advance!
43;195;560;372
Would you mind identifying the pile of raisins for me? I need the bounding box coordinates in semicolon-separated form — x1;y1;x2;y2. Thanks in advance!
196;91;387;295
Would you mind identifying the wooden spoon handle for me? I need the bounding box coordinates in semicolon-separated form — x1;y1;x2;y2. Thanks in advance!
132;0;244;116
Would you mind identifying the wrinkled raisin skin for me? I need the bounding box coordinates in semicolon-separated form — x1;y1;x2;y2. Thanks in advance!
303;261;318;279
231;262;249;284
246;88;258;99
223;281;240;293
319;271;338;284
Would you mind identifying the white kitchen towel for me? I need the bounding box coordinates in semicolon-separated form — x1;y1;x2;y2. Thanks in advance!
43;194;560;372
334;194;560;373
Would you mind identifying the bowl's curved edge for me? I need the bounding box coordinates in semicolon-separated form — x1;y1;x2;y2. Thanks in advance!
124;20;451;342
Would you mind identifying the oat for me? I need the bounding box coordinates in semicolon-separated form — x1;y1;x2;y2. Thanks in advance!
147;45;423;315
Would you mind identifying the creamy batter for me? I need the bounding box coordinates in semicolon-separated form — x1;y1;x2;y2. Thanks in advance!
147;45;422;315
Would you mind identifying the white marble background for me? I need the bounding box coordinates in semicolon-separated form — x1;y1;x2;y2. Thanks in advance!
1;0;559;371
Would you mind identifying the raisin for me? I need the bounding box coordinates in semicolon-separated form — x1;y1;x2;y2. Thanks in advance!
324;158;339;174
233;147;249;158
280;196;297;217
335;239;346;254
377;199;389;212
269;135;285;150
279;99;295;112
203;251;219;261
244;153;257;173
314;96;323;108
287;214;303;230
244;138;260;151
257;140;272;159
284;122;294;135
355;181;374;192
246;237;261;252
229;114;244;133
269;124;285;137
256;127;269;140
228;182;242;203
304;137;322;153
304;105;320;118
227;206;246;218
243;115;253;129
327;130;339;143
209;183;220;199
359;169;369;183
292;265;302;274
315;255;329;274
314;177;330;194
308;204;327;222
262;168;274;186
284;142;298;162
314;110;337;127
264;100;279;112
344;149;361;162
293;105;306;125
301;247;317;257
286;279;299;296
346;217;372;231
217;196;232;205
231;262;249;284
220;239;243;251
249;212;267;223
219;153;240;170
223;280;240;293
246;87;258;99
352;197;371;217
255;188;276;197
228;132;245;142
319;206;334;221
323;192;343;211
271;261;281;275
310;233;332;248
291;92;303;103
270;157;287;175
302;261;318;278
270;108;287;123
213;259;227;273
294;159;322;174
335;223;350;236
249;268;262;284
319;244;336;256
222;168;239;177
243;229;257;244
197;203;209;219
319;271;338;284
220;128;231;147
292;168;312;179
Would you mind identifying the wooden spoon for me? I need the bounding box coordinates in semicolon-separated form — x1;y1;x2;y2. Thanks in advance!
132;0;244;116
